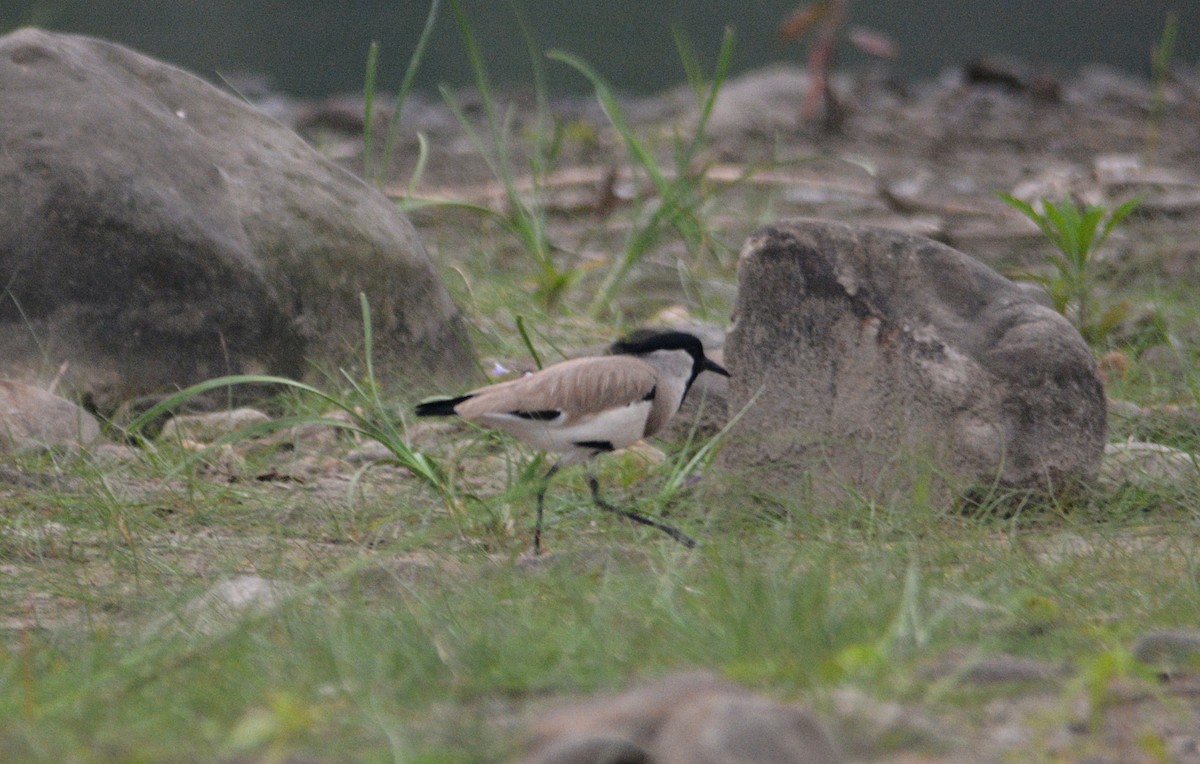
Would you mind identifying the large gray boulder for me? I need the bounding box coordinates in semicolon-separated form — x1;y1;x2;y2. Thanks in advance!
724;219;1106;503
0;28;473;411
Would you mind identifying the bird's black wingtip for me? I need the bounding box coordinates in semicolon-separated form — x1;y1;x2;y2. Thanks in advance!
414;394;472;417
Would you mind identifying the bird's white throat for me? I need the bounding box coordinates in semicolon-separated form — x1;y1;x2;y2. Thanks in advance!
637;348;695;411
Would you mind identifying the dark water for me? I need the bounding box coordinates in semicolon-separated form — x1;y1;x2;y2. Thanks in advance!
2;1;1196;97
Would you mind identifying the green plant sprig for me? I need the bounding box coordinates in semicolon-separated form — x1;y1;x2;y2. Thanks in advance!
1001;193;1139;346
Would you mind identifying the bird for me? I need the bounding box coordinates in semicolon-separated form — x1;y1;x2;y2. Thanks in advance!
414;330;730;553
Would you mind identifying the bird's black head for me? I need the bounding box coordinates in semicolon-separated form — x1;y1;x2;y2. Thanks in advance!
610;329;730;386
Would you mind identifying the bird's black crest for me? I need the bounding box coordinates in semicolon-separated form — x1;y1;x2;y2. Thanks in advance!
610;330;705;359
611;329;730;395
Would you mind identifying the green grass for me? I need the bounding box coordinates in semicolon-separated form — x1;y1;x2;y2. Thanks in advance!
393;5;738;319
550;25;735;319
415;0;576;310
361;0;442;188
1001;193;1140;347
2;421;1199;761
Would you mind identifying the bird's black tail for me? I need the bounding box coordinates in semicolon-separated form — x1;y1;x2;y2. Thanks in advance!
414;395;472;417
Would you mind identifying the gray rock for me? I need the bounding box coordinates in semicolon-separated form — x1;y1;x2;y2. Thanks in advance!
523;736;649;764
523;672;737;754
152;574;291;637
929;651;1068;684
653;693;842;764
520;672;841;764
723;219;1106;503
705;65;809;139
158;407;271;443
344;440;398;465
1132;629;1200;674
1101;440;1198;488
0;378;100;453
0;28;473;412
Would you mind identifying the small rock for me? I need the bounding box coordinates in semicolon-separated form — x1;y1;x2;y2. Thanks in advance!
1132;630;1200;675
704;65;809;138
153;575;291;637
1008;164;1092;208
830;686;955;757
931;651;1067;684
345;440;398;465
615;441;668;468
1137;343;1191;377
1135;188;1200;218
1107;397;1148;421
963;55;1060;99
520;672;841;764
272;409;356;452
1097;352;1132;385
1100;440;1198;488
523;736;649;764
1092;153;1198;189
88;442;142;466
1069;64;1155;108
159;408;271;443
1107;398;1200;444
653;693;843;764
0;379;101;453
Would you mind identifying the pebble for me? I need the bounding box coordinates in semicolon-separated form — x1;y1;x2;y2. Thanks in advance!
159;408;271;443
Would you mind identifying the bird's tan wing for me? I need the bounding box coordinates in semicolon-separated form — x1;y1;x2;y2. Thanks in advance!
454;356;658;424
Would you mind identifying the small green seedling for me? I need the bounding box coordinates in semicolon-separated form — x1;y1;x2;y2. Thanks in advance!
1001;194;1139;346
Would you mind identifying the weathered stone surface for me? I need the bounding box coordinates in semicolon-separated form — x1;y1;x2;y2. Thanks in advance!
1132;630;1200;675
705;65;810;139
927;650;1068;685
150;574;291;637
524;736;649;764
519;672;841;764
0;379;100;453
0;28;473;412
1101;440;1199;488
723;218;1106;502
158;407;271;443
653;693;842;764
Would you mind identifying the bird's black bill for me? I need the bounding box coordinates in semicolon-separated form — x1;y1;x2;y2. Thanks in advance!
704;357;730;377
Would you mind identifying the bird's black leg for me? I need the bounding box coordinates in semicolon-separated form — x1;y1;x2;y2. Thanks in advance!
586;474;697;549
534;462;561;555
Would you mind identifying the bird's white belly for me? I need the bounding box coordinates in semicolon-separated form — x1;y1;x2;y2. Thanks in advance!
482;400;652;458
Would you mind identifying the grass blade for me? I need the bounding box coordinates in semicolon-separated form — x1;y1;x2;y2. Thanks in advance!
380;0;442;184
362;40;381;179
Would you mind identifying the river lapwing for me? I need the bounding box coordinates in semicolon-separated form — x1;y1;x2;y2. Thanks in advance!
415;330;729;553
